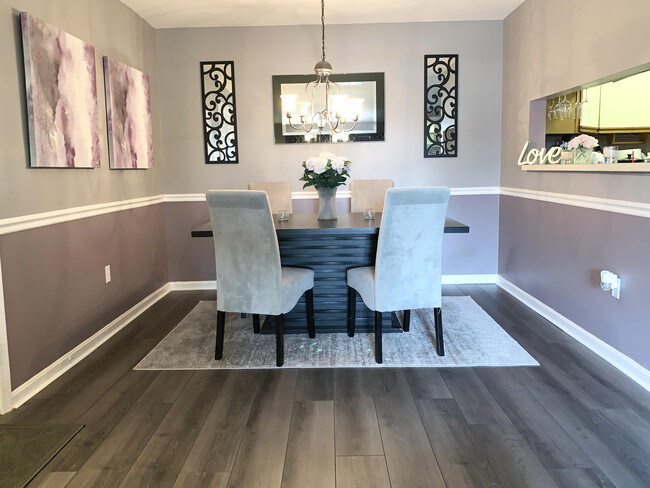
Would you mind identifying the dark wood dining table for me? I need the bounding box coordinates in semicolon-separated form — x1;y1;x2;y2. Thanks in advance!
192;213;469;334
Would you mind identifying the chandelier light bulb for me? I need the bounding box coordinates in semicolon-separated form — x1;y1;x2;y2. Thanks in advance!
298;101;311;117
280;94;298;118
329;94;348;117
347;98;364;121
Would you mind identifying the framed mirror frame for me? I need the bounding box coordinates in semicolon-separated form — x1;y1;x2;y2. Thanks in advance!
272;72;385;144
424;54;458;158
201;61;239;164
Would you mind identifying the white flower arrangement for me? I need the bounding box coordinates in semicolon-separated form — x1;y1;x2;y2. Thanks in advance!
568;134;599;149
300;152;352;189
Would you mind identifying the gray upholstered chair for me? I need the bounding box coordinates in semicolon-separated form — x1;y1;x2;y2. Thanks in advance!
206;190;315;366
346;187;450;363
247;181;293;215
349;179;394;213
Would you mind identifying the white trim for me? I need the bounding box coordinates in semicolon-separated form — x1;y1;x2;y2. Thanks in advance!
169;276;497;291
0;257;12;414
165;187;502;203
450;187;501;196
500;187;650;219
496;276;650;392
0;195;164;236
163;194;206;202
1;187;648;237
170;280;217;291
292;190;352;200
442;274;498;284
10;283;171;410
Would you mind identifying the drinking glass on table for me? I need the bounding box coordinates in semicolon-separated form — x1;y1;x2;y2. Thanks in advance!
278;209;290;221
364;208;375;220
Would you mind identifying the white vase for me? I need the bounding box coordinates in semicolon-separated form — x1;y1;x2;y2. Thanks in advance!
317;187;338;220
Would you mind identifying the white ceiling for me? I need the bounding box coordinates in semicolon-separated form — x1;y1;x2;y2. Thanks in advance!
121;0;526;29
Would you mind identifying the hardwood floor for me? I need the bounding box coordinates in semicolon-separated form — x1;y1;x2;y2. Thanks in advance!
2;286;649;488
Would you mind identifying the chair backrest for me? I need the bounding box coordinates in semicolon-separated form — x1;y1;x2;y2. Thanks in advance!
206;190;283;315
374;187;450;312
247;181;293;214
350;179;394;213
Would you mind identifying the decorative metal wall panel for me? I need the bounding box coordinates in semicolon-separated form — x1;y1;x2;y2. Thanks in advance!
201;61;238;164
424;55;457;158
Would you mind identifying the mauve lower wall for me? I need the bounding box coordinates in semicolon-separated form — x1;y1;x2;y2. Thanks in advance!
499;195;650;370
0;205;169;389
164;194;499;282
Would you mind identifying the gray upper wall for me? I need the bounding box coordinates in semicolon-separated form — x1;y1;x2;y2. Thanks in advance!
156;21;503;194
501;0;650;203
0;0;163;219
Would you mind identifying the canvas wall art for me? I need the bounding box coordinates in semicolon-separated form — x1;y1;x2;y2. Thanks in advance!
103;57;153;169
20;12;100;168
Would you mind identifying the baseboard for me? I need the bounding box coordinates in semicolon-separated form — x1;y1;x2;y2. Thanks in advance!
169;276;497;291
496;276;650;392
442;274;498;285
0;257;12;414
9;274;647;411
10;283;172;410
170;280;217;291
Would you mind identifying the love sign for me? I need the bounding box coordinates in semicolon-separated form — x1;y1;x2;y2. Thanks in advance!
517;141;562;166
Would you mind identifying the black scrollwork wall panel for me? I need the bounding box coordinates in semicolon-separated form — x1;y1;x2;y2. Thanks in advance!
201;61;238;164
424;55;457;158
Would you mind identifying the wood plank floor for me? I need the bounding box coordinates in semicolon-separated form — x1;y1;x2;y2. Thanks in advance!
2;286;649;488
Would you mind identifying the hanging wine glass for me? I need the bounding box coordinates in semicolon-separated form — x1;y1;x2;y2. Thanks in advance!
580;90;590;118
553;97;563;120
560;95;572;119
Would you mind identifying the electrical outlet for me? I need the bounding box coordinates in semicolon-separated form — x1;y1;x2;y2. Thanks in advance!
105;265;111;283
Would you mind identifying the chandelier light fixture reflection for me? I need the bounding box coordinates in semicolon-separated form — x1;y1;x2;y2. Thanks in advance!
280;0;363;134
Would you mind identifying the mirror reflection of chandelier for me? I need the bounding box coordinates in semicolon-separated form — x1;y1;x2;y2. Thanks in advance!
280;0;363;134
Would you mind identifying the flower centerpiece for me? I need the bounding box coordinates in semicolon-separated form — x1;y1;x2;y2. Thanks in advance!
300;152;352;220
568;134;599;165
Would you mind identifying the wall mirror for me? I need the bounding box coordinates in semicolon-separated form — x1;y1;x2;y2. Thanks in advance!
272;72;385;144
543;63;650;160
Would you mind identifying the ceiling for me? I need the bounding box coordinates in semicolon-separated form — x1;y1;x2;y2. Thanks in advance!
120;0;526;29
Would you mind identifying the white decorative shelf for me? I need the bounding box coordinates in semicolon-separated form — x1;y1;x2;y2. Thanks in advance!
521;163;650;173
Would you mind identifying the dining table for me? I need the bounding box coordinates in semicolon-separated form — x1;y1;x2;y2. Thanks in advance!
192;213;469;334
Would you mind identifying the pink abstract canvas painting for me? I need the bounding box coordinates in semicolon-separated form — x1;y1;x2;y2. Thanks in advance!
103;57;153;169
20;12;100;168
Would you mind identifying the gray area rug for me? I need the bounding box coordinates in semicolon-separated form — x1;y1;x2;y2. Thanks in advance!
0;424;83;488
136;297;538;369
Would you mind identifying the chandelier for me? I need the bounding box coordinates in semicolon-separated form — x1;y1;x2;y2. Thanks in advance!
280;0;363;135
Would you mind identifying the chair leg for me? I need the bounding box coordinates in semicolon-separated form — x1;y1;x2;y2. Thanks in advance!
347;286;356;337
276;314;285;367
403;310;411;332
306;289;316;339
215;311;226;360
375;311;383;364
252;314;260;334
434;307;444;356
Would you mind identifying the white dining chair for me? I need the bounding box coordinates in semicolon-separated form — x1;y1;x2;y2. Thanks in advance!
349;179;394;213
248;181;293;215
206;190;315;366
346;187;450;363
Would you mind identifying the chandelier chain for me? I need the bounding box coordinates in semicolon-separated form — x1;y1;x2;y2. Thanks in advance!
321;0;326;61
